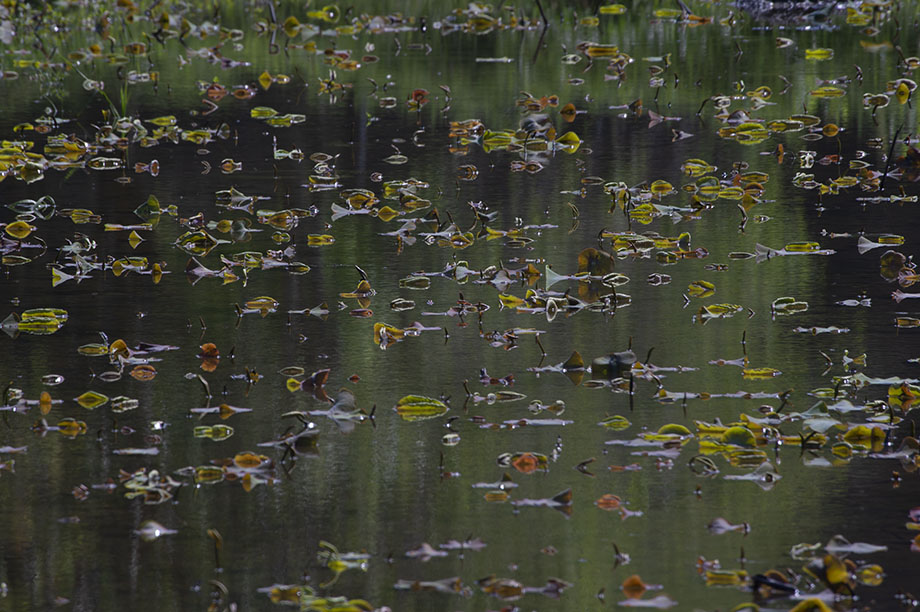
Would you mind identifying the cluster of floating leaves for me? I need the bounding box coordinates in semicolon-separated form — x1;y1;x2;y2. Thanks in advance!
3;0;920;610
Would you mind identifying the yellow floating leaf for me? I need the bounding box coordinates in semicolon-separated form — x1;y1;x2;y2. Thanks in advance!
842;424;884;446
128;230;143;249
57;418;87;437
681;158;715;177
789;599;833;612
375;206;400;222
805;48;834;61
583;43;619;58
307;234;336;246
687;280;715;298
722;426;757;447
148;115;176;127
823;553;849;586
705;569;749;586
75;390;109;410
250;106;278;119
282;16;301;37
810;85;846;98
700;303;743;317
554;131;581;153
109;338;129;359
896;80;911;105
599;4;627;15
599;415;631;430
258;71;273;90
742;367;782;379
784;241;820;252
658;423;691;435
194;424;234;441
195;466;224;484
650;179;674;197
856;564;884;586
747;85;772;100
373;322;405;346
234;451;268;469
4;220;35;239
40;391;52;415
244;296;279;316
78;343;110;356
718;186;744;199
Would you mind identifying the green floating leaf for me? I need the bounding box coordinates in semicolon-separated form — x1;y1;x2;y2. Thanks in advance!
721;426;757;447
395;395;448;421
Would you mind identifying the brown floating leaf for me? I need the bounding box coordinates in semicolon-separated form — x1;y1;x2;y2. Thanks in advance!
560;103;577;123
621;574;647;599
596;493;622;510
511;452;540;473
129;365;157;381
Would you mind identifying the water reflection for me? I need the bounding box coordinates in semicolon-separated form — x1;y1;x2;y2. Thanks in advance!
1;1;920;610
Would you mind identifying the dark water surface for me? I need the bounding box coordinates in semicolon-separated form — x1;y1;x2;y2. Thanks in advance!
1;1;920;610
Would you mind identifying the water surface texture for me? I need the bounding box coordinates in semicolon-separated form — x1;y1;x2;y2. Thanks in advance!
1;1;920;610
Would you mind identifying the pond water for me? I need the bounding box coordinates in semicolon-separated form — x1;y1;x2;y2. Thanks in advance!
1;1;920;610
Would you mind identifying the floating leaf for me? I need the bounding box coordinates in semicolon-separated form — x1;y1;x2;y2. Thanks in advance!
75;391;109;410
805;48;834;60
599;415;631;430
599;4;627;15
130;365;157;381
721;426;757;447
395;395;448;421
307;234;336;246
194;425;235;441
742;368;782;380
681;158;716;177
772;296;809;315
595;494;622;510
810;86;846;98
4;220;35;239
687;280;715;298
